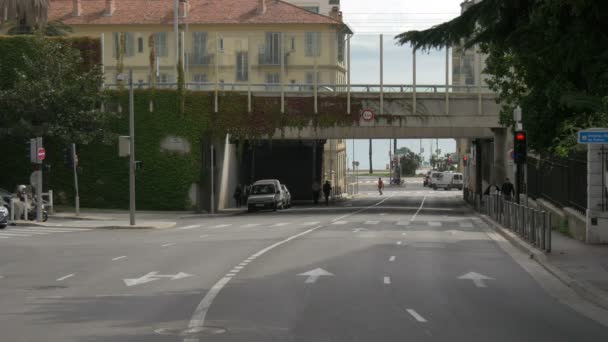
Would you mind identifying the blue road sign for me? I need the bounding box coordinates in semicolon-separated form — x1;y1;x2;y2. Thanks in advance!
578;130;608;144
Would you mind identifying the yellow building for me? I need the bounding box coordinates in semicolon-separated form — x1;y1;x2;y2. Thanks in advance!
48;0;351;88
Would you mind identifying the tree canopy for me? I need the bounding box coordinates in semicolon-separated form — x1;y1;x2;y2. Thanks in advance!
396;0;608;155
0;36;112;144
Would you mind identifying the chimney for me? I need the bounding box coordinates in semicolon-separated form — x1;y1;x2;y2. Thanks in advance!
330;6;340;20
72;0;82;17
179;0;189;18
257;0;266;14
104;0;115;17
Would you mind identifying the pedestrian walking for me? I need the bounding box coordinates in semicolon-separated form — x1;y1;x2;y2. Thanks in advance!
233;184;243;208
501;178;515;201
322;180;332;206
377;177;384;195
312;180;321;204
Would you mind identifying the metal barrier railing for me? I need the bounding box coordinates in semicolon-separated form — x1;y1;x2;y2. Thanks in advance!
482;194;551;253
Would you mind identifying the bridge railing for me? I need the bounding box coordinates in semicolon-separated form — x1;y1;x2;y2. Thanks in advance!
106;82;493;94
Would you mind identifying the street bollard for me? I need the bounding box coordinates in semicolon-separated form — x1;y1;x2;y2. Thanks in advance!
539;211;546;250
546;213;552;253
9;198;15;223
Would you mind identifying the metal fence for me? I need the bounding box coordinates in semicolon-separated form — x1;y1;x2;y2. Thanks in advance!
527;152;587;213
484;194;552;253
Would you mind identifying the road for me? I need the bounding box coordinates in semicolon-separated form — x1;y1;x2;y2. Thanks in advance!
0;177;607;341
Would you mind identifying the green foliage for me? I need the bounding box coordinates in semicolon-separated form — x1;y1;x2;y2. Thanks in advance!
397;147;422;176
396;0;608;155
0;36;109;144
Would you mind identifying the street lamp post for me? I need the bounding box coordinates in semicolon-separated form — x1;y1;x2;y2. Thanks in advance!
117;70;136;225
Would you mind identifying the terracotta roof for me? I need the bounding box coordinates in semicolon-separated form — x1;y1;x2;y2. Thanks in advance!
49;0;347;27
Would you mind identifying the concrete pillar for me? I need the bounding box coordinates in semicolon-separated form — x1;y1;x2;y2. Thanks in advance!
587;144;608;243
492;128;507;185
457;138;471;173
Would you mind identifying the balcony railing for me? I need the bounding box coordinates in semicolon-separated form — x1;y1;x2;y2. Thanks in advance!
188;53;214;66
258;52;285;66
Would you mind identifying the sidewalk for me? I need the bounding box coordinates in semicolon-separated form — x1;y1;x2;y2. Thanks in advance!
480;214;608;310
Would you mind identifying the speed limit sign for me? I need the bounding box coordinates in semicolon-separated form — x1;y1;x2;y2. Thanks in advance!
361;108;375;121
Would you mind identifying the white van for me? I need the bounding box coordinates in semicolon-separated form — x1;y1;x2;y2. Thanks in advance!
433;172;464;190
429;171;444;190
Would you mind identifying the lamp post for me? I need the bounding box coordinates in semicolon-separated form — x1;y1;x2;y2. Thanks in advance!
117;70;136;225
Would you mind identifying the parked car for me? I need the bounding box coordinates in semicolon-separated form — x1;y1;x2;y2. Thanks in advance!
247;179;284;212
281;184;292;208
451;173;464;190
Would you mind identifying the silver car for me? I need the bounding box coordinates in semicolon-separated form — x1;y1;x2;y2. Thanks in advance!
281;184;292;208
247;180;284;212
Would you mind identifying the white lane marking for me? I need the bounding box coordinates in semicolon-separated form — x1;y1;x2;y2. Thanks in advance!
384;276;391;284
402;232;407;236
397;241;403;245
7;229;49;235
208;224;231;229
410;195;427;222
365;221;380;225
406;309;428;322
112;256;127;261
0;232;33;237
396;221;410;226
272;222;289;227
24;227;91;231
15;228;89;233
241;223;260;228
186;197;391;333
302;221;320;226
234;266;244;270
184;339;199;342
459;222;473;228
0;236;9;239
389;256;396;262
56;274;75;281
332;221;348;225
161;243;176;247
199;235;208;238
428;221;442;227
179;224;202;230
298;268;334;283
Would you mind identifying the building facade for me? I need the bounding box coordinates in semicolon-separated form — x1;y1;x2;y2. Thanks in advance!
451;0;489;89
48;0;350;88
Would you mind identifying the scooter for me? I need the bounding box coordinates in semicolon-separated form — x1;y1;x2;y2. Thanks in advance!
26;203;49;222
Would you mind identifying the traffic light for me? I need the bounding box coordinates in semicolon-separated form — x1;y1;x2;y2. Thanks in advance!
514;130;527;164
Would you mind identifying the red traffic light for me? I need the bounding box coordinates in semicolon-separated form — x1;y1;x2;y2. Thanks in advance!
463;156;468;161
516;132;526;141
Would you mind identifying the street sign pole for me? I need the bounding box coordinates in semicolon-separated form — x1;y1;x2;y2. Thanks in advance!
36;137;43;222
72;143;80;216
128;69;136;226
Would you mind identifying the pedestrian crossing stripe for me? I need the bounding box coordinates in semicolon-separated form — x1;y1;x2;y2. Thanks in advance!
332;221;348;225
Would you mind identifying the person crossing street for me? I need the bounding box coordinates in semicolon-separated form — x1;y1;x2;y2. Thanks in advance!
378;177;384;195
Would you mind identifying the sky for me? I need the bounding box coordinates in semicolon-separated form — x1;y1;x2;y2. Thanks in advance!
341;0;464;169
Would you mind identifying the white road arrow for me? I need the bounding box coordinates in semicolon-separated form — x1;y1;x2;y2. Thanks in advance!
123;271;193;287
298;268;334;283
458;272;494;288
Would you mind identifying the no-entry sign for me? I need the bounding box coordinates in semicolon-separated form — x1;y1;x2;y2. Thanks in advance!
37;148;46;161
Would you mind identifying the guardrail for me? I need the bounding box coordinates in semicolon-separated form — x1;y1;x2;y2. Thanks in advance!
106;82;494;94
483;194;551;253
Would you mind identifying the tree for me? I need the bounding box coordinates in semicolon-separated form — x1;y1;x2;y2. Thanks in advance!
395;0;608;155
0;0;51;34
398;147;422;176
0;37;113;144
368;139;373;174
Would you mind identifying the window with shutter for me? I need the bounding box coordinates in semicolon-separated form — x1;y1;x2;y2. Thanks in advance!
154;32;168;57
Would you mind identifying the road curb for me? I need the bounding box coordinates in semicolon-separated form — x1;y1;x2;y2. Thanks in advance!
16;221;176;230
478;213;608;311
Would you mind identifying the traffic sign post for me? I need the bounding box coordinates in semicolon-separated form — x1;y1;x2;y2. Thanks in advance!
361;108;374;122
37;148;46;161
578;129;608;144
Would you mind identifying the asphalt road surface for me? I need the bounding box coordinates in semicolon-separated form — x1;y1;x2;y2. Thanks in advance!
1;178;607;341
